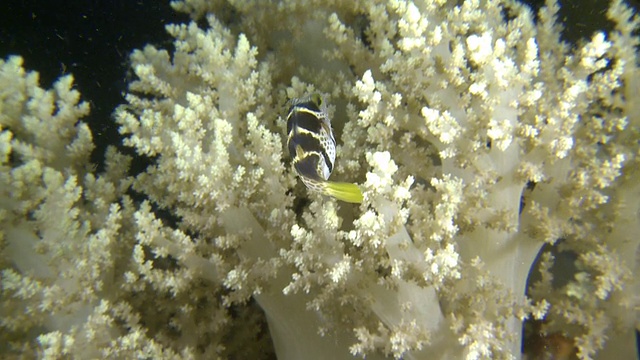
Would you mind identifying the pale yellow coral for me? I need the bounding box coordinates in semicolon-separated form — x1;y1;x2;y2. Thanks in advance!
2;0;639;359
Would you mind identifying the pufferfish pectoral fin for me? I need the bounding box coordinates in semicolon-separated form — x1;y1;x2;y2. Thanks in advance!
322;181;363;204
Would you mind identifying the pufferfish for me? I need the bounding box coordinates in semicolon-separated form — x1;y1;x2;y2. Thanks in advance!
286;93;363;203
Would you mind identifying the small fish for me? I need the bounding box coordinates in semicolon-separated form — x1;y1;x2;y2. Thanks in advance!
286;93;363;203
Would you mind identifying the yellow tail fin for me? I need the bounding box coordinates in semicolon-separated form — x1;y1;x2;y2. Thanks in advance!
323;181;363;203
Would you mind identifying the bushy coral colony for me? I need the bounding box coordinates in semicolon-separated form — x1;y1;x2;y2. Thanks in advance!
1;0;639;359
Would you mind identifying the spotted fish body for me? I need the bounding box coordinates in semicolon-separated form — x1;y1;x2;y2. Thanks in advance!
286;93;363;203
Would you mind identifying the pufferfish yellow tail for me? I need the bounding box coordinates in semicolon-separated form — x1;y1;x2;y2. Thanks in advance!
286;93;363;204
323;181;364;204
298;175;363;204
